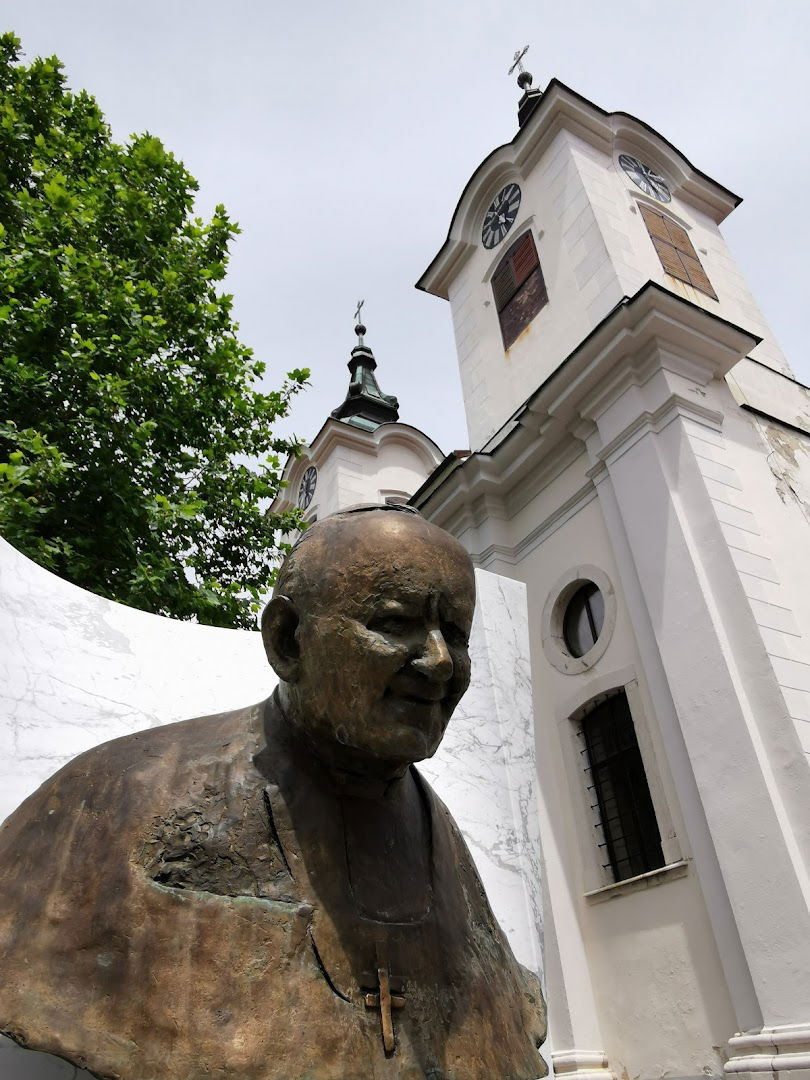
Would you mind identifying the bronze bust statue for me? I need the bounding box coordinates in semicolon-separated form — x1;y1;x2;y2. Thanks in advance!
0;506;546;1079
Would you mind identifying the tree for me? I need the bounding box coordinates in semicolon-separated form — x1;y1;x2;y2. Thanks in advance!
0;33;309;629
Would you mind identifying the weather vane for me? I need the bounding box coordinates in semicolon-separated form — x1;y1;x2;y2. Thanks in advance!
508;45;533;90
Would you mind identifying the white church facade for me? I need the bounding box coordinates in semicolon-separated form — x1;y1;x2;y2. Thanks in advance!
282;74;810;1080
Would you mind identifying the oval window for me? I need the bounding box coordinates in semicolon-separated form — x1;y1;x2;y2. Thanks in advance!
563;582;605;658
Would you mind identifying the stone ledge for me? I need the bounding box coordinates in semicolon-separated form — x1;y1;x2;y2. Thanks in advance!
584;859;689;904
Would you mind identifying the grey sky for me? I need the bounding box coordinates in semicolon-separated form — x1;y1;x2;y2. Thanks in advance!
5;0;809;454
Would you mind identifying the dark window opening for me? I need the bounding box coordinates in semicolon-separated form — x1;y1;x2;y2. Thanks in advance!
491;230;548;349
563;582;604;658
638;202;717;300
578;692;665;883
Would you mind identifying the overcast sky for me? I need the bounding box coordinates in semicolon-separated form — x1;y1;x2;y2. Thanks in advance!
5;0;809;454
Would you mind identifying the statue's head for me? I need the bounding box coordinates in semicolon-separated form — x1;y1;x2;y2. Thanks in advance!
261;505;476;778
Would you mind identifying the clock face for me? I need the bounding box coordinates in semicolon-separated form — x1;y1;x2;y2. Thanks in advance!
297;465;317;510
482;183;521;249
618;154;671;203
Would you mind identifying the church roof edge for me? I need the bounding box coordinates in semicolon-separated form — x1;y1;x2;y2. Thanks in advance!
410;282;760;512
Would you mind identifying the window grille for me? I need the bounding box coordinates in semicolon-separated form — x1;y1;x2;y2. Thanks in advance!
577;691;665;883
491;230;548;349
638;203;717;299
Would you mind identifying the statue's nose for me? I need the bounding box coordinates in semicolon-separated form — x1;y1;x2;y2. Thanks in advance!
411;628;453;682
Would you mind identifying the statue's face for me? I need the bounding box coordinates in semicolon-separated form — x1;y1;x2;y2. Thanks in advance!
289;513;476;770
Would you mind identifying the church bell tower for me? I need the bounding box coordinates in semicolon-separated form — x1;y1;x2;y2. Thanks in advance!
413;49;810;1080
417;55;792;453
271;308;443;525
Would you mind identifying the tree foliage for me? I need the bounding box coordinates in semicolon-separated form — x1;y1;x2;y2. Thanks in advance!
0;33;308;628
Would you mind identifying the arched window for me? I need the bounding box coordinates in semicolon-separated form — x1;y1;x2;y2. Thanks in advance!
638;202;717;299
577;690;665;882
491;230;548;349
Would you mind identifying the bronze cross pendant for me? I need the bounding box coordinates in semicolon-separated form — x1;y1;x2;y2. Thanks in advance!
363;965;406;1053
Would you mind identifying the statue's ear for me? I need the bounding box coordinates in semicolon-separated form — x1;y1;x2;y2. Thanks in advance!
261;595;301;682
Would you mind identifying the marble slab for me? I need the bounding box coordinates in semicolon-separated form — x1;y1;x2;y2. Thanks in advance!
0;538;543;1076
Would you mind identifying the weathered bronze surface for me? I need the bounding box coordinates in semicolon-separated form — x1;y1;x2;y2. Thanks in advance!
0;507;547;1079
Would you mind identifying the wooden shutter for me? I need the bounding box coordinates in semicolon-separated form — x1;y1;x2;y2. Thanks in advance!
511;232;539;288
491;259;517;312
491;231;540;312
638;202;717;300
638;203;671;243
491;230;548;348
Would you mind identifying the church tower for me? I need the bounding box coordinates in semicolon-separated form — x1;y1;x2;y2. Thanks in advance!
416;63;792;453
271;311;443;523
413;55;810;1080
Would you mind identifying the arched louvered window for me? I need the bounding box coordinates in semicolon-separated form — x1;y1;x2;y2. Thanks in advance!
491;230;548;349
638;203;717;299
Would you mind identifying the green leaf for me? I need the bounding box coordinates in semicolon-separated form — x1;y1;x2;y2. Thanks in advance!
0;37;310;628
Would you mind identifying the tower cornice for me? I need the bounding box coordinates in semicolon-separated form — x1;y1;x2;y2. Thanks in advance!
410;283;759;531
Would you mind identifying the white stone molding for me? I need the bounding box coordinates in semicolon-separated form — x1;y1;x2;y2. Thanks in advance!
583;859;689;904
551;1048;617;1080
541;564;617;675
725;1023;810;1074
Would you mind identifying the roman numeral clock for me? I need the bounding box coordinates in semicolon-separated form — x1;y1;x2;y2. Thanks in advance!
482;182;521;249
297;465;317;510
618;153;671;203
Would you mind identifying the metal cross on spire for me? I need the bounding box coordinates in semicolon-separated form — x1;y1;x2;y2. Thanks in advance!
508;45;529;76
353;299;366;346
508;45;533;90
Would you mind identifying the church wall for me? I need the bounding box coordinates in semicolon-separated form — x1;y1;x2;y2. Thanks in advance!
0;537;546;1077
422;316;810;1075
689;394;810;767
453;447;740;1079
295;427;439;526
513;485;738;1080
324;440;435;512
565;133;791;381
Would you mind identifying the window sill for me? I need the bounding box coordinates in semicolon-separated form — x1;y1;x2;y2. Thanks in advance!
584;859;689;904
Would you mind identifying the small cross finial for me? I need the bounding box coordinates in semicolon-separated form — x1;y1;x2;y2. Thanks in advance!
353;299;366;345
508;45;533;90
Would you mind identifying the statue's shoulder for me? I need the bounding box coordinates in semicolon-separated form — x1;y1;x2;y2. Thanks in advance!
1;700;270;840
70;698;266;775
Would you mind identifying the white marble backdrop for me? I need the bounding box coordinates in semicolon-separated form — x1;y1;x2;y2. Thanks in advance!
0;537;543;1077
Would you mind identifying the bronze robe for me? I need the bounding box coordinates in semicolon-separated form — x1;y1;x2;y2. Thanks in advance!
0;697;546;1079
